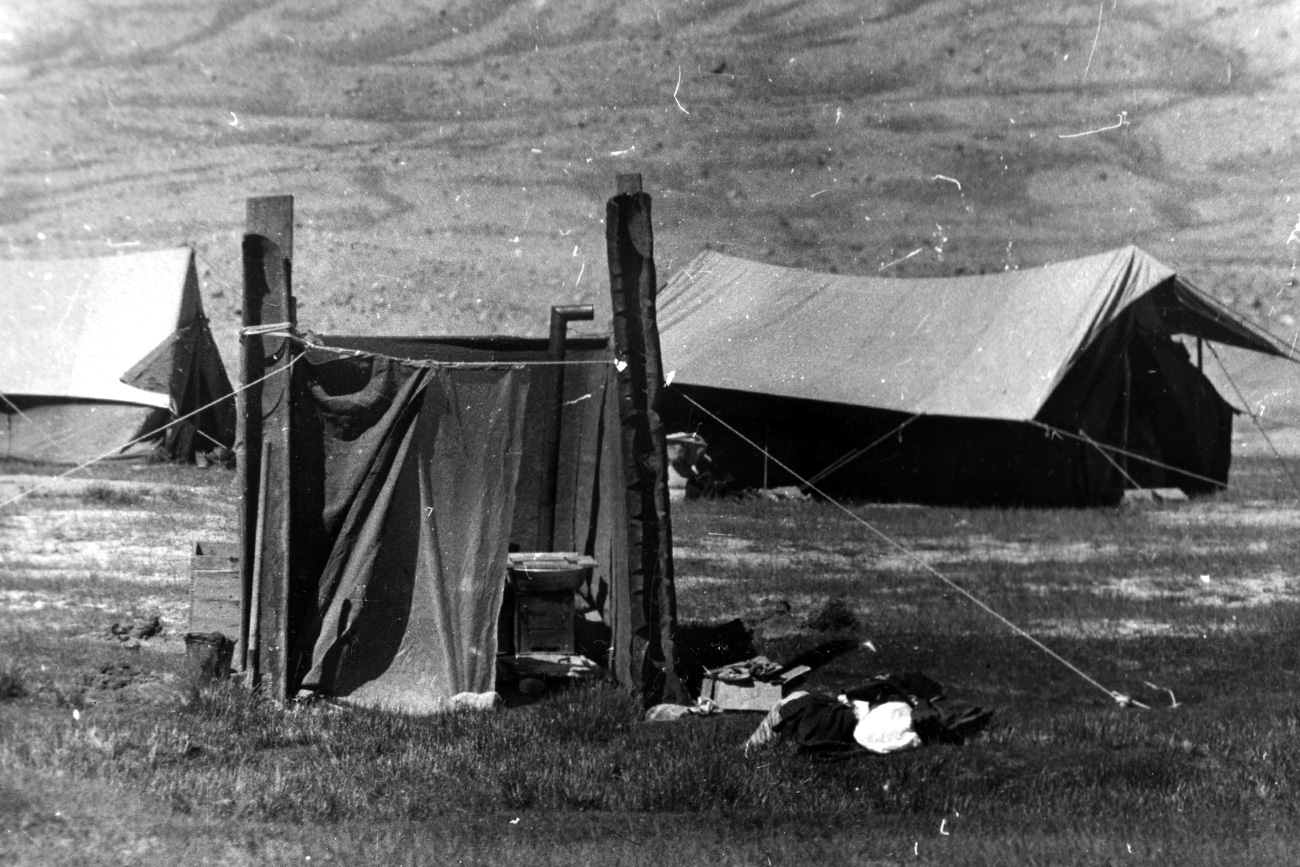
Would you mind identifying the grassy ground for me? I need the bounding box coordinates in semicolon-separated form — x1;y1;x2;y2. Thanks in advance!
3;457;1300;864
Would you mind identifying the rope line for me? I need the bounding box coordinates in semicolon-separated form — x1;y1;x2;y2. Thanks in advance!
1;328;613;511
289;332;618;368
1073;427;1143;491
803;414;921;489
1205;342;1300;500
1027;421;1228;490
194;427;227;450
239;321;295;337
0;390;67;452
0;358;299;512
2;326;615;510
674;389;1141;708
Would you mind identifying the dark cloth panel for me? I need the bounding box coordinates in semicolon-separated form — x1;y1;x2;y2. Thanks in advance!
289;356;529;711
272;339;663;708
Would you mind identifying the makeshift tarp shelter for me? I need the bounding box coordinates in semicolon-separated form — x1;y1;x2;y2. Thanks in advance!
0;248;235;463
278;337;644;712
238;182;681;712
659;247;1293;505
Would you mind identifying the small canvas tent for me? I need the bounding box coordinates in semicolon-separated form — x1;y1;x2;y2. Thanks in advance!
659;247;1292;505
237;182;681;711
0;248;235;463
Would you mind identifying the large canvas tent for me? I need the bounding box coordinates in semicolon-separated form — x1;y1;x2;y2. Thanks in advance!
659;247;1293;506
237;183;681;712
0;248;235;463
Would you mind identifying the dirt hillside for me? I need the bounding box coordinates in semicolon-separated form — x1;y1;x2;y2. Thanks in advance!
3;0;1298;447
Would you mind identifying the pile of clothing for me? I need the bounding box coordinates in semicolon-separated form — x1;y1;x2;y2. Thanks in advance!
744;671;992;756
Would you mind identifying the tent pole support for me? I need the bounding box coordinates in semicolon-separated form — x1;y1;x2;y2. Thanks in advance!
237;229;268;672
236;324;253;673
1121;342;1132;485
246;443;269;687
242;195;296;703
606;172;685;704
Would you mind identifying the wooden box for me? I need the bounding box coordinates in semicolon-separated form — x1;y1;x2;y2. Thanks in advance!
515;590;575;653
190;541;241;641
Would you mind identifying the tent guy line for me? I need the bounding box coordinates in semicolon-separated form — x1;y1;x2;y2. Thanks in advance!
1024;421;1221;490
1206;341;1300;500
1076;426;1144;490
0;390;65;452
674;387;1148;710
0;357;300;512
796;401;1245;496
802;413;922;489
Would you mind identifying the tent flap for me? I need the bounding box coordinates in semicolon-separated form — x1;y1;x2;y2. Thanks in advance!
1157;279;1294;357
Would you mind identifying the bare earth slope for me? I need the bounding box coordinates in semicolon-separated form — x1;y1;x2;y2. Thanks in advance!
2;0;1298;446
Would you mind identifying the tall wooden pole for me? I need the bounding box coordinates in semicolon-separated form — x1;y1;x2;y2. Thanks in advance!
240;195;295;698
606;173;684;704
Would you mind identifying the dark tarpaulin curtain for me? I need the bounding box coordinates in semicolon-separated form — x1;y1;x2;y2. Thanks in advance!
289;355;530;713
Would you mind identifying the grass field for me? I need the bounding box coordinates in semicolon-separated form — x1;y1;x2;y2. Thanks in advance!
3;456;1300;865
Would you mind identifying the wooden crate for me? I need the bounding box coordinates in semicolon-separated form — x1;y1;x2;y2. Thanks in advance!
190;541;241;641
515;590;575;653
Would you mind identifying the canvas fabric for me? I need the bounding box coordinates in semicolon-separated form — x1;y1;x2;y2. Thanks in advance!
0;248;234;462
280;339;655;711
0;399;170;463
289;356;528;713
659;247;1288;420
658;247;1284;505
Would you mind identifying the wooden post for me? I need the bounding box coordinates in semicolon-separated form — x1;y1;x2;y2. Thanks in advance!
246;447;270;682
236;230;264;673
241;195;295;699
606;173;684;704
